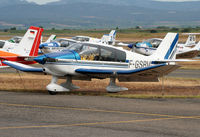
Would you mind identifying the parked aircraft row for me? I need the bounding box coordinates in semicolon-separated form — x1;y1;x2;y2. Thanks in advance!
0;26;198;95
127;33;200;58
39;30;116;54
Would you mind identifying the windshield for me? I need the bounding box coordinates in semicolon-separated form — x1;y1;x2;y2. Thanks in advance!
0;41;5;48
72;37;90;42
66;43;83;52
146;39;162;48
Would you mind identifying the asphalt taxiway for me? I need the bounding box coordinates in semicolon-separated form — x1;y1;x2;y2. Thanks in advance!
0;91;199;137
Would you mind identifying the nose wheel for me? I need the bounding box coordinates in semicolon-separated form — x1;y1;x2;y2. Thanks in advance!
47;76;79;95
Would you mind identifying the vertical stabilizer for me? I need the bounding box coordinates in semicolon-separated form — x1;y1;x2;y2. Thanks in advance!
185;34;196;46
101;30;116;45
45;34;56;43
150;33;179;60
14;26;44;56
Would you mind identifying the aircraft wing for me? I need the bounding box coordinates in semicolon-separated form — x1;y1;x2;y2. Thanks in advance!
2;60;43;72
75;64;180;82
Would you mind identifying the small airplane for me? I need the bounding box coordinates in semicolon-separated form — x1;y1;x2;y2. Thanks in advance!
180;33;200;47
39;37;78;54
39;30;116;54
4;33;191;95
8;36;23;43
128;33;200;58
0;26;43;68
72;30;116;45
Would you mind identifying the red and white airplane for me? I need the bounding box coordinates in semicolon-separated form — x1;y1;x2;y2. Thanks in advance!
0;26;43;68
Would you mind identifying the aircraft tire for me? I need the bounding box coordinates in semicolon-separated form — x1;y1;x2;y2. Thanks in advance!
48;90;58;95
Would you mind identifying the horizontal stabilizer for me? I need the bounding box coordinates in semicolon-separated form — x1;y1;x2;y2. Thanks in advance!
2;61;43;72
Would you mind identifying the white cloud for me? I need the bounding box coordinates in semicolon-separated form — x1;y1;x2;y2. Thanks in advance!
26;0;60;5
153;0;200;2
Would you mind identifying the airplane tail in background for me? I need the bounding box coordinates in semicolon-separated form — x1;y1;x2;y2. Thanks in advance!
182;33;200;46
13;26;44;56
45;34;56;43
150;33;179;60
185;34;196;46
101;30;116;45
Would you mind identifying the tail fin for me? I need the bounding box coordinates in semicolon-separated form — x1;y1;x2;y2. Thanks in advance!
185;34;196;46
150;33;179;60
14;26;44;56
45;34;56;43
101;30;116;45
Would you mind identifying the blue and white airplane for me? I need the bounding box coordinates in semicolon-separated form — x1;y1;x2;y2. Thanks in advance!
39;30;116;54
3;33;191;95
128;33;200;58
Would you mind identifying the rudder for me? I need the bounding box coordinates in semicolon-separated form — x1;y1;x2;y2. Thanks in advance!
15;26;44;56
150;33;179;60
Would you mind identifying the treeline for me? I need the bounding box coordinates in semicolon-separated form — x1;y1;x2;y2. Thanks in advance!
1;26;200;35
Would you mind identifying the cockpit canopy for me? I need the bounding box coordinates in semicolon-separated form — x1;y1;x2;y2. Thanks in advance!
72;36;90;42
66;43;126;62
145;38;162;48
54;38;77;47
0;41;5;48
8;36;22;43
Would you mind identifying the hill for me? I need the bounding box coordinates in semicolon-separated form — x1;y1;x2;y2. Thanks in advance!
0;0;199;29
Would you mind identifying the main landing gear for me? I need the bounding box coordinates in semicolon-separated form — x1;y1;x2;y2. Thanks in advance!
106;76;128;93
47;76;80;95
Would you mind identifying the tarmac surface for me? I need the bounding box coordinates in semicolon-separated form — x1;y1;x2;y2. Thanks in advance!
0;91;199;137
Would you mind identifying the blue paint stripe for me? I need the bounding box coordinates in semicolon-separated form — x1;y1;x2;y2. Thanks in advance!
164;34;179;59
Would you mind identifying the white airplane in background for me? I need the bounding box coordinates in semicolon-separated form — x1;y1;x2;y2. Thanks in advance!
39;38;78;54
180;33;200;47
4;33;192;95
39;30;116;54
72;30;116;45
128;33;200;58
8;36;22;43
0;26;43;68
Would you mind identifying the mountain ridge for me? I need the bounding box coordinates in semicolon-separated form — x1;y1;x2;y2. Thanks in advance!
0;0;199;29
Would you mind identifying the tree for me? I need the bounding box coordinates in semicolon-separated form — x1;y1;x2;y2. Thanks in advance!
10;27;16;30
150;29;158;33
181;28;191;33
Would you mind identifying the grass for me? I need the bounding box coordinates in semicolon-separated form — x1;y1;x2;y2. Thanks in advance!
0;73;200;98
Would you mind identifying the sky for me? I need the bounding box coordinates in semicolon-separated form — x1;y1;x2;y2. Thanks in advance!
154;0;200;2
26;0;60;5
26;0;200;4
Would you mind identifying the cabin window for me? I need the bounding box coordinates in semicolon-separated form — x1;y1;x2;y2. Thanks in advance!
0;41;5;48
79;44;99;61
66;43;82;52
60;41;69;47
100;47;126;62
100;47;115;62
115;49;126;62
